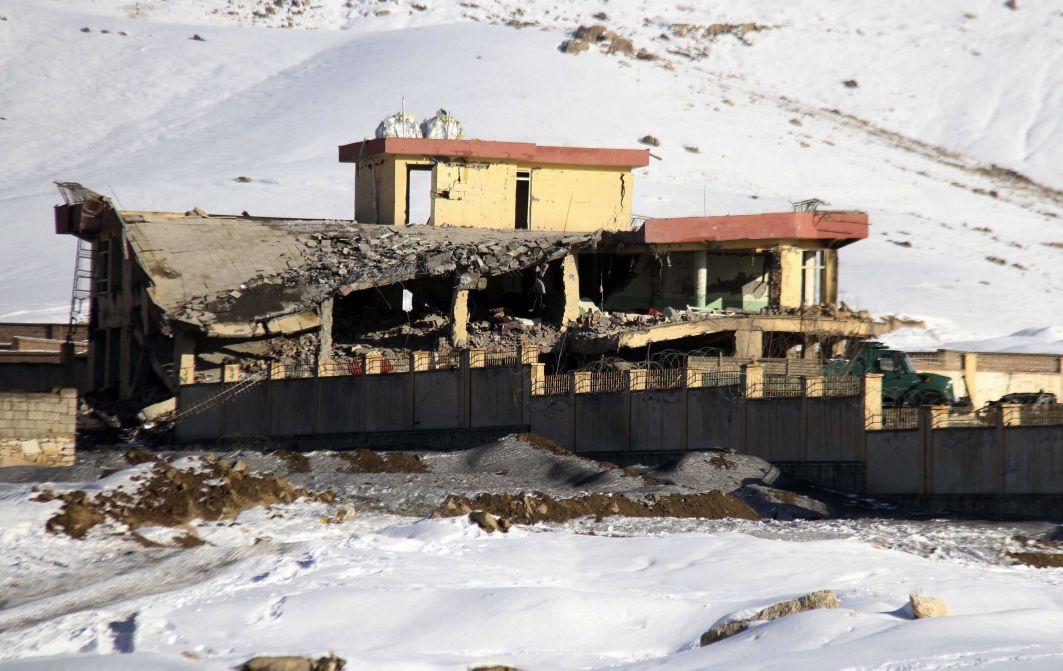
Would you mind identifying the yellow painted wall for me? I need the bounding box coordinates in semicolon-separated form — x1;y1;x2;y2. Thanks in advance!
778;246;803;308
433;161;517;229
354;156;632;231
527;166;630;232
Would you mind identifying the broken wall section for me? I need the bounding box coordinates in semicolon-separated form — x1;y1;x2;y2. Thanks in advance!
0;390;77;467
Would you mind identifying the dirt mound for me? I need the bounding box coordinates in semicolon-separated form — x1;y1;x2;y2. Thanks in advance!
1009;551;1063;568
517;432;572;457
273;449;311;474
434;490;758;524
336;449;427;474
37;456;333;539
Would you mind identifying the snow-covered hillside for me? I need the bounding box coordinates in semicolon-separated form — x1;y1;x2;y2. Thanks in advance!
2;0;1062;350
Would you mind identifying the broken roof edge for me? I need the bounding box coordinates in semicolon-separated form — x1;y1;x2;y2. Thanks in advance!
338;137;651;169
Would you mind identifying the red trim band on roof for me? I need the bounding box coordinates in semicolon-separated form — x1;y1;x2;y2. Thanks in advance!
339;138;650;168
640;212;869;244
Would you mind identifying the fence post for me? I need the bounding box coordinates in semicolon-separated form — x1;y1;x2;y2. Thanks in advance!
741;363;764;399
407;351;417;430
365;351;384;375
469;348;486;369
629;369;647;392
460;350;472;428
270;361;287;380
568;371;577;452
178;352;197;385
681;366;690;451
521;345;541;365
529;363;545;396
1000;403;1022;427
863;374;882;430
800;375;823;462
919;405;934;495
412;351;431;372
685;367;702;390
222;363;241;383
995;403;1007;494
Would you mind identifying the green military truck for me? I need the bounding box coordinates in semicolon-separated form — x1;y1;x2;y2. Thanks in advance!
826;341;954;406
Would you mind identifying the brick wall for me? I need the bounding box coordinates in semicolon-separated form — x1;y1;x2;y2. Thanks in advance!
0;389;77;467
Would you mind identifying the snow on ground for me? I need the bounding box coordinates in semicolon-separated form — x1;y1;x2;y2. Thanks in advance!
2;447;1063;669
2;0;1063;348
3;490;1063;669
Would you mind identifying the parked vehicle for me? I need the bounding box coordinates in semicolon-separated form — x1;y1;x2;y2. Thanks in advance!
986;391;1057;408
825;342;955;406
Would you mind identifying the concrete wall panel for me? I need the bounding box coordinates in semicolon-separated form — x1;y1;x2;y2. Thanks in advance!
471;367;522;428
176;383;224;442
267;378;317;437
363;375;409;432
574;392;627;453
806;398;864;461
630;390;683;452
317;376;362;434
414;370;461;430
687;388;741;450
931;428;996;494
1005;426;1063;494
865;430;921;495
745;399;802;461
529;395;572;451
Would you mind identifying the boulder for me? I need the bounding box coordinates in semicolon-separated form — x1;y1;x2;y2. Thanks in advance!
700;589;840;646
909;593;952;619
241;655;344;671
469;510;502;533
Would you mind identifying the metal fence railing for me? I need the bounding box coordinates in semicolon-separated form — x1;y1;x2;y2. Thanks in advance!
1019;404;1063;426
761;375;804;398
644;368;684;391
882;407;920;430
822;376;862;397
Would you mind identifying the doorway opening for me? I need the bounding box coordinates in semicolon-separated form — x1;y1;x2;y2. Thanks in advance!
515;170;531;230
406;165;433;225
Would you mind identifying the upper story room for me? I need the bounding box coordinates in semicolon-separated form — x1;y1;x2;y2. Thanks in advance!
338;137;650;232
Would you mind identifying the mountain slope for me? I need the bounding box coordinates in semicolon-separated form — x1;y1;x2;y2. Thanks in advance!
2;0;1062;350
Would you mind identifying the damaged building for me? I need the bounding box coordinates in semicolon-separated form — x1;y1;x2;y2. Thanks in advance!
54;135;887;406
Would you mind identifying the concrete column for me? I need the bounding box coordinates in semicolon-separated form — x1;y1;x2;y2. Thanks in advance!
930;405;951;429
822;248;838;306
778;246;803;308
178;353;196;385
863;373;883;430
222;363;241;383
520;345;541;365
962;352;979;406
742;363;764;399
802;375;824;397
529;363;545;395
317;298;334;364
685;367;703;389
365;351;384;374
629;369;647;391
1000;403;1022;426
694;250;708;309
174;330;196;386
573;371;592;394
412;351;432;372
468;348;486;368
450;288;470;347
560;255;581;329
735;329;763;359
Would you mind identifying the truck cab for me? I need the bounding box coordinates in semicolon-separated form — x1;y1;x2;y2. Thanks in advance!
827;342;955;406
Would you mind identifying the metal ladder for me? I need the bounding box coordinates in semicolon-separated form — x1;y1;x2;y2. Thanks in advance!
67;237;93;337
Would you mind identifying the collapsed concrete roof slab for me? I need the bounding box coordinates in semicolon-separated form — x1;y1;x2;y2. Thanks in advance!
118;208;598;333
568;314;892;354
